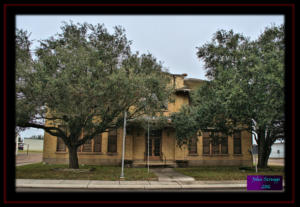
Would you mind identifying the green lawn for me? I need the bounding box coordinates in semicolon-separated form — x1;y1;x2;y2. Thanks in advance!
174;166;284;180
16;163;157;181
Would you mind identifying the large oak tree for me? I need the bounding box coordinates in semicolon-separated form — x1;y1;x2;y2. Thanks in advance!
16;22;172;168
172;25;284;168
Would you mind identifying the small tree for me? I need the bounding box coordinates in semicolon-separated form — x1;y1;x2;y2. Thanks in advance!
172;25;284;168
16;22;172;168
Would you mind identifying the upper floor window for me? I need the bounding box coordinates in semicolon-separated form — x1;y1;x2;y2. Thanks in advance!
162;99;169;110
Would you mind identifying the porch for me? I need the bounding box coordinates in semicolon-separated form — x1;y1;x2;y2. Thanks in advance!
125;126;177;166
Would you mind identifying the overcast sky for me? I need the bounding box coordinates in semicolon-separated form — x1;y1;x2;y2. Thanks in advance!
16;15;284;138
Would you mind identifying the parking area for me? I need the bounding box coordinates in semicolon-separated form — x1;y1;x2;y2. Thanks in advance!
268;158;284;166
252;155;284;167
16;152;43;166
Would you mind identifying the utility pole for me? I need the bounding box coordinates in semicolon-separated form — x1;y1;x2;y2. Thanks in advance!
120;111;127;179
16;133;19;156
251;146;258;173
147;118;150;173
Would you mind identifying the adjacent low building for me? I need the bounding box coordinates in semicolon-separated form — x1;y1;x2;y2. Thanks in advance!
24;138;44;151
43;73;253;167
269;142;285;158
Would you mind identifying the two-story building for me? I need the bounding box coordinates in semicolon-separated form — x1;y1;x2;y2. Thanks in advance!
43;73;253;167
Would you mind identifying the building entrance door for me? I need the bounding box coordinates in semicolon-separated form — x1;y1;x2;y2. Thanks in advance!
145;130;162;160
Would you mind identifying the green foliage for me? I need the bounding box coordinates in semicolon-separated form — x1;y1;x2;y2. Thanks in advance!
171;106;199;147
16;22;173;168
173;25;284;168
196;29;250;80
127;115;170;131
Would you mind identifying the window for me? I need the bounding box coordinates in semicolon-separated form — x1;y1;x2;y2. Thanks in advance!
234;131;242;154
56;126;66;152
202;132;210;155
56;137;66;152
212;134;219;154
188;136;198;154
76;130;102;153
82;139;92;152
202;131;228;155
221;136;228;154
94;134;102;152
108;129;117;153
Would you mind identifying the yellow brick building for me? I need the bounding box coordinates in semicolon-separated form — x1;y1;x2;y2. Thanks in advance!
43;74;253;167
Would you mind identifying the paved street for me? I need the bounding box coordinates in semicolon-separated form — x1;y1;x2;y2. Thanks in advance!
252;155;284;167
16;152;43;166
268;158;284;166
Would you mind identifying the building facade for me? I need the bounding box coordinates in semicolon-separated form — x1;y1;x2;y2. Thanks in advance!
43;74;253;167
269;142;285;158
24;138;44;151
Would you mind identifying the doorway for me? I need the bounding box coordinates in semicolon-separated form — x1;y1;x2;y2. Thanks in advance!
145;130;162;160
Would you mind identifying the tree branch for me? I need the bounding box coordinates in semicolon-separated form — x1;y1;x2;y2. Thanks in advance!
17;122;67;141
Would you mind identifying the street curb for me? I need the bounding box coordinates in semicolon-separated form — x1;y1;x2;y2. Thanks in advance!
16;184;248;189
16;179;248;189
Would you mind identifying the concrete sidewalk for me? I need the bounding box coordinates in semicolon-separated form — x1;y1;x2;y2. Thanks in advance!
151;168;195;182
16;179;247;189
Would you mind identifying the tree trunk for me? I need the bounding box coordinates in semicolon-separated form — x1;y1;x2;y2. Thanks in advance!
257;133;272;169
68;145;79;169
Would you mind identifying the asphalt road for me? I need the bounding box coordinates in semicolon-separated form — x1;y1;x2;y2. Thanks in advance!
16;152;43;166
267;158;284;166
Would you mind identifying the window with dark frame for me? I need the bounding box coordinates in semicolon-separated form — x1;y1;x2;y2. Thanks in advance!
188;136;198;154
108;129;117;153
77;129;84;152
202;131;228;155
82;139;92;152
234;131;242;154
221;136;228;154
75;130;102;153
212;136;219;154
94;134;102;152
56;126;66;152
202;132;210;155
56;137;66;152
